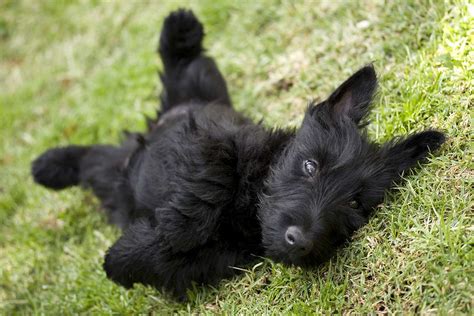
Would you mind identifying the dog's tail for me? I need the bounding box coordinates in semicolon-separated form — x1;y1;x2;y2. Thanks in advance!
32;146;90;190
158;9;204;70
157;9;231;113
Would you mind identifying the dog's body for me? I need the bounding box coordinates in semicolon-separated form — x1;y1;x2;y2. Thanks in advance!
32;10;445;298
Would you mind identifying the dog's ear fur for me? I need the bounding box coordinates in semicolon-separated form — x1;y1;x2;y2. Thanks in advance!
383;130;446;176
325;65;377;125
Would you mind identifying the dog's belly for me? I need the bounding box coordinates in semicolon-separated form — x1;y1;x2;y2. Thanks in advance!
128;104;262;249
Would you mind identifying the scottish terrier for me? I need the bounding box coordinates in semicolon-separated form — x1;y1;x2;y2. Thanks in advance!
32;9;445;298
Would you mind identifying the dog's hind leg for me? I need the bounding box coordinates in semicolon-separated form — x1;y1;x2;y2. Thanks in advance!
78;145;137;228
158;9;232;113
32;143;137;228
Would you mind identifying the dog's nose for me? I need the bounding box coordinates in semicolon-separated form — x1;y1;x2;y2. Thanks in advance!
285;226;313;256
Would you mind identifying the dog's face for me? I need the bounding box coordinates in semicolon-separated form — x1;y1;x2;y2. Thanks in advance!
259;65;445;266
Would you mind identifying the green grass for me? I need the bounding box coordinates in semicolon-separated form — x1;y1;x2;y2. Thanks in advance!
0;0;472;314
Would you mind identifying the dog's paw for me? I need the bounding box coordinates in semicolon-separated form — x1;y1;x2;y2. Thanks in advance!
32;146;88;190
103;248;135;289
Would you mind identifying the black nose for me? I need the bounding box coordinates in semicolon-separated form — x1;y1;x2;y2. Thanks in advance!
285;226;313;256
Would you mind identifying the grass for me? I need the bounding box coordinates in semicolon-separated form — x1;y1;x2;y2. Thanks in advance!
0;0;472;314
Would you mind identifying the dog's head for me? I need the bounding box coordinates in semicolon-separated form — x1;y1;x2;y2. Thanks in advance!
259;65;445;266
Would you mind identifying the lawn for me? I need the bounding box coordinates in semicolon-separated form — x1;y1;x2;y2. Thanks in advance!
0;0;472;314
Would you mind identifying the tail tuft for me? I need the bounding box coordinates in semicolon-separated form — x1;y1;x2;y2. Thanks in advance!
159;9;204;65
32;146;89;190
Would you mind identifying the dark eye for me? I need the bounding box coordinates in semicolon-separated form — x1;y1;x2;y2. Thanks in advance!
303;159;318;176
349;200;359;209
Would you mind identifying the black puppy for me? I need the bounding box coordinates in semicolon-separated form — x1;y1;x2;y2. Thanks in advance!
32;9;445;298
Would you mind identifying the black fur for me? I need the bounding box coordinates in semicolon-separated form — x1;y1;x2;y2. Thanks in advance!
31;9;445;299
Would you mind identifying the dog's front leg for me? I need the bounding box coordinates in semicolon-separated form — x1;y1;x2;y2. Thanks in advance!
103;218;251;299
153;203;223;253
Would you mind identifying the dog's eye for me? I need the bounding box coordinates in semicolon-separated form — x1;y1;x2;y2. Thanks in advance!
303;159;318;176
349;200;359;209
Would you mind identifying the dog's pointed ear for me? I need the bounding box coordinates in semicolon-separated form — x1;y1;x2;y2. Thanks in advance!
326;65;377;124
383;130;446;176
